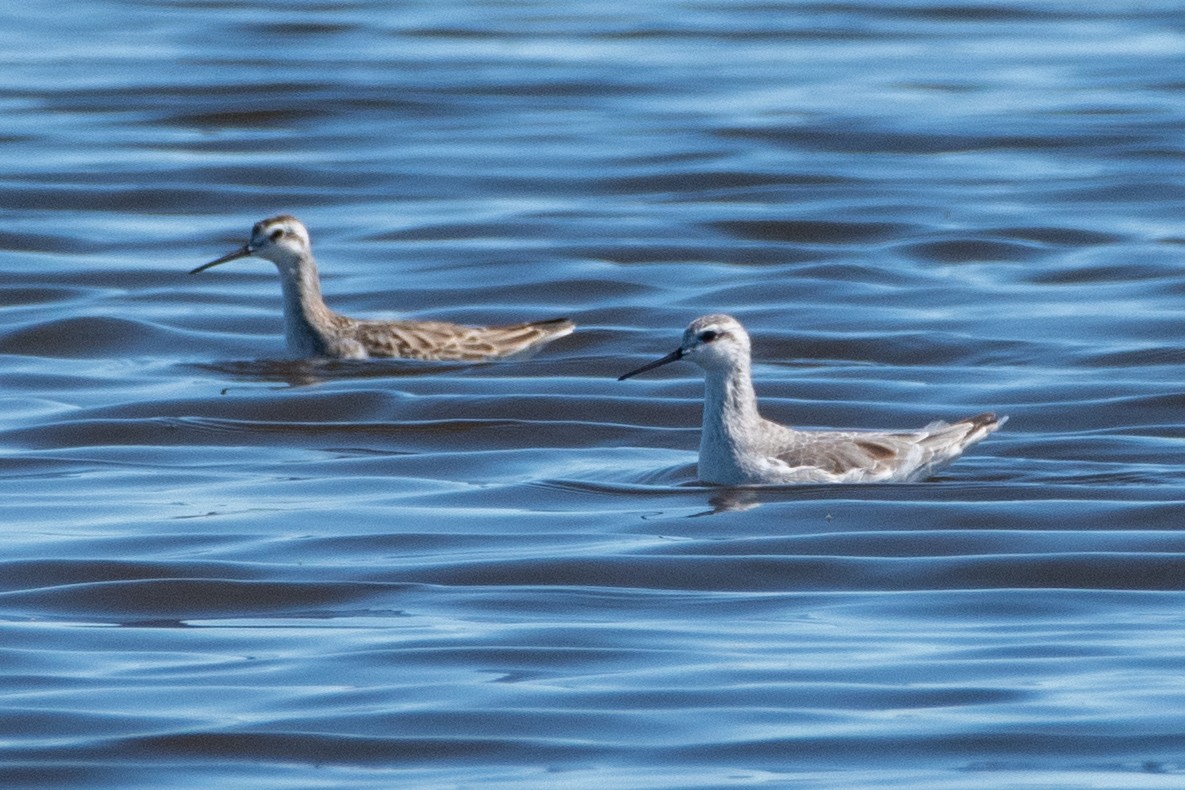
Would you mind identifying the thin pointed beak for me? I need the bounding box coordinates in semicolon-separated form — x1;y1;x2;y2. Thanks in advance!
189;244;253;275
618;347;684;381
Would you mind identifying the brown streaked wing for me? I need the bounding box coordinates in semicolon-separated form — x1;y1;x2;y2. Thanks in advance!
351;318;574;361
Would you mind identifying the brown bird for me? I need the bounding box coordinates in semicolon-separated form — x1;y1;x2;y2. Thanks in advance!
192;215;574;360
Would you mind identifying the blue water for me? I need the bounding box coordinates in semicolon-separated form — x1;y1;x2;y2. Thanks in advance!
2;1;1185;787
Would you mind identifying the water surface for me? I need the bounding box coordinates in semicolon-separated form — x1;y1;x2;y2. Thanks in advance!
2;1;1185;788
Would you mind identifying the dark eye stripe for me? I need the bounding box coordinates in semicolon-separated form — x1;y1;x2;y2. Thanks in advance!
699;329;720;342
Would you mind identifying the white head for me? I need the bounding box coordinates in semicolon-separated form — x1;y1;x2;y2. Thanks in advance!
618;314;751;380
191;215;313;275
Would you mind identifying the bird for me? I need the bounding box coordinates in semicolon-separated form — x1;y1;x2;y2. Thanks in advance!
191;215;575;361
618;314;1004;485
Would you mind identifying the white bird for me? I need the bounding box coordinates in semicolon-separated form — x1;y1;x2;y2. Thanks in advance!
619;314;1004;485
191;215;575;361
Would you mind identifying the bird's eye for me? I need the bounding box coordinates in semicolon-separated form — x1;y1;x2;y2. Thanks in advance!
269;228;284;242
699;329;720;343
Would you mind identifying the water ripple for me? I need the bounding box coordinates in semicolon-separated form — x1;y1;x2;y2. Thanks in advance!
1;1;1185;788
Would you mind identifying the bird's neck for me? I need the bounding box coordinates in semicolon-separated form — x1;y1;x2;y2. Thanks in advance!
276;255;338;356
701;360;763;452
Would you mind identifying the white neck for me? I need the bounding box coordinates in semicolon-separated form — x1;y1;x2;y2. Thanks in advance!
698;357;765;481
274;254;335;356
